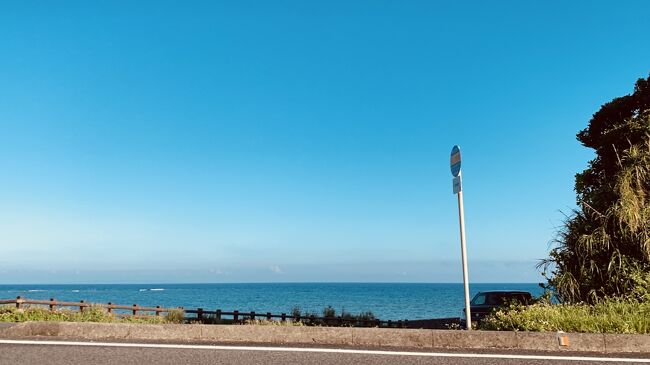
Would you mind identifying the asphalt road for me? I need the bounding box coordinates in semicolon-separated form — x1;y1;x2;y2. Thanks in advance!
1;340;650;365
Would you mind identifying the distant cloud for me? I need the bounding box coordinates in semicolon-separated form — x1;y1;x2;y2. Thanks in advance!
269;265;283;274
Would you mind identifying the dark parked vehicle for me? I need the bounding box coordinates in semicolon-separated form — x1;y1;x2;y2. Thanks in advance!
462;291;533;323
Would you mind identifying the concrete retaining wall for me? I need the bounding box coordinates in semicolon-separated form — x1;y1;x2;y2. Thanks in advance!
1;322;649;353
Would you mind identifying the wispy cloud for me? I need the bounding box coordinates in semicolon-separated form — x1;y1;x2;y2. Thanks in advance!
269;265;283;274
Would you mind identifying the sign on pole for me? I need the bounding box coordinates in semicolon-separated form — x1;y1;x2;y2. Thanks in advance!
453;175;462;194
450;145;461;177
450;145;471;330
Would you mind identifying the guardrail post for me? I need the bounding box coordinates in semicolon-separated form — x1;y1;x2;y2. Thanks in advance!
15;296;22;310
233;310;239;322
197;308;203;321
216;309;222;320
132;304;138;316
49;298;56;312
155;305;161;316
404;319;409;328
295;313;300;323
397;320;402;328
280;313;286;322
79;300;85;313
250;311;255;321
388;320;392;328
266;312;272;321
107;302;113;314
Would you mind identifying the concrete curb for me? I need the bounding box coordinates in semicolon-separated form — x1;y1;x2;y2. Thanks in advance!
1;322;650;353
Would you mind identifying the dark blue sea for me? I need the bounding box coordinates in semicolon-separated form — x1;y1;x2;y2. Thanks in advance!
0;283;542;320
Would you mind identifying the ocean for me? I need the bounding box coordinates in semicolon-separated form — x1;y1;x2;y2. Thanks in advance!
0;283;543;320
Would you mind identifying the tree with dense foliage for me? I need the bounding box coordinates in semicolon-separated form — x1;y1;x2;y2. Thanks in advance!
542;74;650;303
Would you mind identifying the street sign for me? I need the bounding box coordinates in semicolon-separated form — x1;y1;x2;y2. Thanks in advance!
450;145;461;177
449;144;471;330
453;175;462;194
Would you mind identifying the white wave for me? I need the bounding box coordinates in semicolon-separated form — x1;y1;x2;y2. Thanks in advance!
139;289;148;292
71;290;80;293
149;288;165;291
28;290;45;292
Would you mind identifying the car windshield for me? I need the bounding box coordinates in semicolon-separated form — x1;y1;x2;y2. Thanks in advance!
470;293;486;305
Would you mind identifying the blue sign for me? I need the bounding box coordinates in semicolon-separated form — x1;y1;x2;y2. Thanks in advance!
450;145;461;177
453;175;462;194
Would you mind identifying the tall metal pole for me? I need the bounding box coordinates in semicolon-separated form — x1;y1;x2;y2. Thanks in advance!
457;184;471;330
450;145;470;330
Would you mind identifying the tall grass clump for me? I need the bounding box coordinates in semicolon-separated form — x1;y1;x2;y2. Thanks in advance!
322;305;336;318
165;308;186;324
285;306;377;327
480;298;650;334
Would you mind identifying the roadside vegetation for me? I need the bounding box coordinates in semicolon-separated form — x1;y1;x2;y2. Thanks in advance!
200;306;378;327
289;306;377;327
480;298;650;334
1;303;378;327
483;75;650;334
541;75;650;303
0;305;185;324
240;319;304;326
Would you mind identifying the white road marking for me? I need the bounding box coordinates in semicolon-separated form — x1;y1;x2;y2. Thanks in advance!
1;339;649;363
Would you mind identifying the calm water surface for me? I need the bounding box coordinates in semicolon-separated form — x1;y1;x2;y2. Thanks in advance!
0;283;542;320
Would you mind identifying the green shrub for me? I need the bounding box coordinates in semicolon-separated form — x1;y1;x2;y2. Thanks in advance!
76;305;113;322
322;306;336;318
165;308;185;324
340;308;355;321
290;306;301;321
480;298;650;333
356;311;376;322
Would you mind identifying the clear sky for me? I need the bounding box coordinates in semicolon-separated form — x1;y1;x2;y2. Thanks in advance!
1;0;649;284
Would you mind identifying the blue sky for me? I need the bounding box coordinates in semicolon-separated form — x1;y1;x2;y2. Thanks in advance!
1;0;649;284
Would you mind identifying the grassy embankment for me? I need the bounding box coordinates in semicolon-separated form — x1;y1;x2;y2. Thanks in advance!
0;305;185;324
480;299;650;334
0;304;375;327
